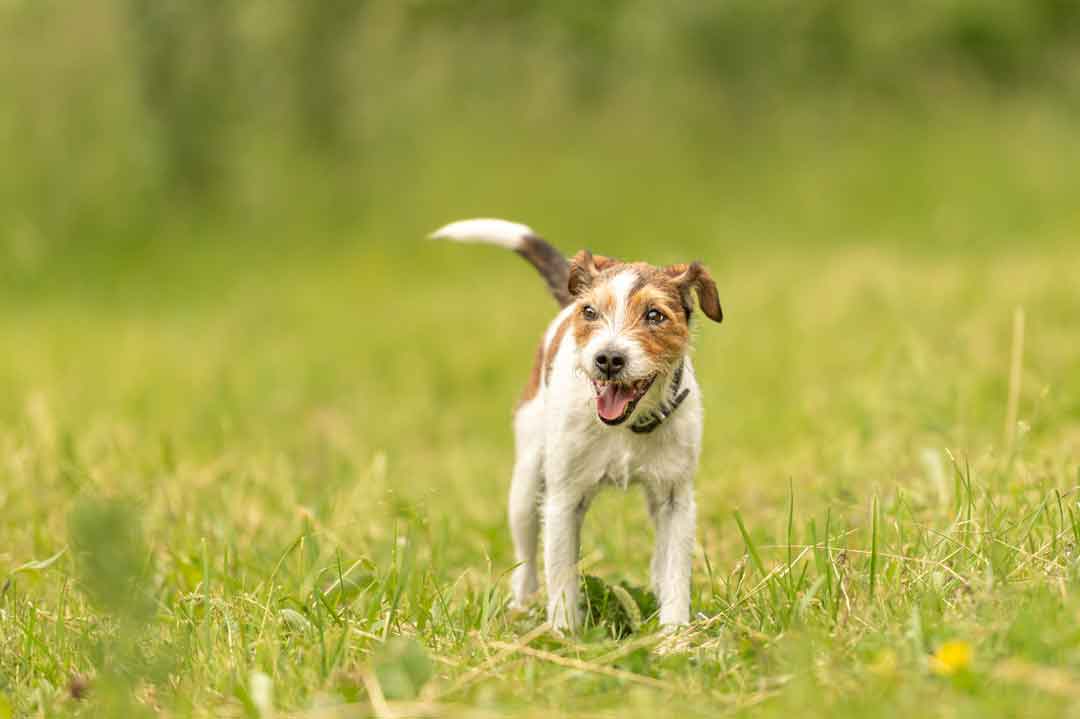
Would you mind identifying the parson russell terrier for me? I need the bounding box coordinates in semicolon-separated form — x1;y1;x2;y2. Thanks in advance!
431;218;723;631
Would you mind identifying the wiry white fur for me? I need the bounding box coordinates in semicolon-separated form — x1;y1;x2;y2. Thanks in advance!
429;218;536;249
510;271;703;632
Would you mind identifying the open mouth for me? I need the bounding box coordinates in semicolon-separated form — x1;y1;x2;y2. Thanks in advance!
591;375;656;426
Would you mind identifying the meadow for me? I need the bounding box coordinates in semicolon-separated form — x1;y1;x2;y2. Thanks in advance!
2;3;1080;717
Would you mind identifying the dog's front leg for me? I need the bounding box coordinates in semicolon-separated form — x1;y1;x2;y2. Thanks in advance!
645;485;670;599
654;481;696;627
543;490;589;633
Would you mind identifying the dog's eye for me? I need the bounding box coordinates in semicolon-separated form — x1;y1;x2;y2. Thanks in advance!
582;305;599;321
645;309;666;324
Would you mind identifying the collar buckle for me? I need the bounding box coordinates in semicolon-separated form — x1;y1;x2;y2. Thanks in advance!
630;362;689;434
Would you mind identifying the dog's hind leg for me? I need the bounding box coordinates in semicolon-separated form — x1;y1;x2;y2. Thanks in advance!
509;453;542;607
509;403;545;608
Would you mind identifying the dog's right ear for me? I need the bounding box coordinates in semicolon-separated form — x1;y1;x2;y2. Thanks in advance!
665;261;723;323
568;250;598;296
568;250;620;296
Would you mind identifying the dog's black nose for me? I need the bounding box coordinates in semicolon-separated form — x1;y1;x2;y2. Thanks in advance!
594;351;626;377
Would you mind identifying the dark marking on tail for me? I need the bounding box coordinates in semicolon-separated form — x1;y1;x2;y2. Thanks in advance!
516;235;572;307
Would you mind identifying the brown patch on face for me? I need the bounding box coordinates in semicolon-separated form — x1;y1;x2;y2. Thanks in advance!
544;314;573;385
623;265;693;366
571;281;618;350
517;339;545;408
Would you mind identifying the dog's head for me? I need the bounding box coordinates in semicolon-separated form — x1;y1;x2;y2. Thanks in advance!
567;251;723;426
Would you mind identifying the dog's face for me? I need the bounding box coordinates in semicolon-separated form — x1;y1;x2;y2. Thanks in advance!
568;251;723;426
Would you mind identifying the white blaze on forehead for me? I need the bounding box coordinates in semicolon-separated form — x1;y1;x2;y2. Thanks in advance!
607;269;639;331
581;267;652;379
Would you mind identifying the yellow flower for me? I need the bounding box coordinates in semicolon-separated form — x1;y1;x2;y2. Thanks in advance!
931;640;973;676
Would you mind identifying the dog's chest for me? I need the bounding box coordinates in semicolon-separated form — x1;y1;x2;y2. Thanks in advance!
550;416;695;491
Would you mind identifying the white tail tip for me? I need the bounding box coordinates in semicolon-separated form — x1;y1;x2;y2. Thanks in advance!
428;218;536;250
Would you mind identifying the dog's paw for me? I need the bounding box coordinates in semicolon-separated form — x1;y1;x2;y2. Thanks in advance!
507;598;536;618
658;604;690;629
547;604;582;636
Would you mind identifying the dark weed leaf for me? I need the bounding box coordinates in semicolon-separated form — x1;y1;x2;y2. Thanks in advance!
581;575;659;639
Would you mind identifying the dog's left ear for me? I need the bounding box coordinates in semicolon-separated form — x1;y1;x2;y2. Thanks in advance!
568;250;621;297
568;250;599;296
666;262;723;323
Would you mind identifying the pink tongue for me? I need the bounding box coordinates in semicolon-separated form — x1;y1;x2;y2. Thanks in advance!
597;384;636;421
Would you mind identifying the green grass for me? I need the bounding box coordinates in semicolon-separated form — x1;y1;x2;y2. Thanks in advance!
2;100;1080;717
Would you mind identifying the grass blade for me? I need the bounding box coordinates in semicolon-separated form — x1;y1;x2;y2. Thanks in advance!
869;496;879;600
733;510;766;578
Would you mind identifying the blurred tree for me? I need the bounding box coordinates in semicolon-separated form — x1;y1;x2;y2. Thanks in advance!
127;0;240;205
1;0;1077;267
290;0;367;154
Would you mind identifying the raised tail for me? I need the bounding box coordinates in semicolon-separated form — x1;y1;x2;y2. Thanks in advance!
429;218;572;307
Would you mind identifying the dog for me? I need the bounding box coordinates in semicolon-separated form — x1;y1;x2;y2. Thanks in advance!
431;218;723;631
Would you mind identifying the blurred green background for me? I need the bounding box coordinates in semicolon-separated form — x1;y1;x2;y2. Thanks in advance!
2;0;1079;284
2;3;1080;715
2;0;1078;456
